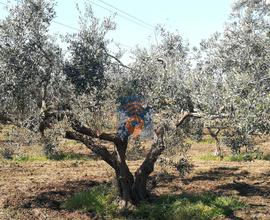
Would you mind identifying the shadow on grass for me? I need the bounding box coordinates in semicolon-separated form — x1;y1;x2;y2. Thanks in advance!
14;178;247;220
148;172;178;188
134;192;246;220
12;152;95;162
261;154;270;161
48;152;95;161
19;180;107;210
60;188;246;219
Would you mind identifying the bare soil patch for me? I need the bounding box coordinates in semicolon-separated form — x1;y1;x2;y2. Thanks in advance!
0;138;270;219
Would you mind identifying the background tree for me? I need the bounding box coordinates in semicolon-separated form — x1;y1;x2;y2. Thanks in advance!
0;0;69;131
0;0;73;156
188;0;270;154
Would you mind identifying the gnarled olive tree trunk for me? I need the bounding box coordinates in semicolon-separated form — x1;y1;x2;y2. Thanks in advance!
65;114;191;205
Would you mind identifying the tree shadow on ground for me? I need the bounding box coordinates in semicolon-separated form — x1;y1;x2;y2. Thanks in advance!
183;166;249;183
19;180;109;210
217;181;270;198
7;175;250;220
149;172;178;185
260;170;270;178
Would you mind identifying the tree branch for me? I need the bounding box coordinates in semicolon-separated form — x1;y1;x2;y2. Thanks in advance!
71;119;98;137
176;112;202;127
65;131;116;168
135;142;165;178
208;114;230;120
70;118;119;143
101;44;133;70
99;132;119;143
207;127;221;138
176;111;230;128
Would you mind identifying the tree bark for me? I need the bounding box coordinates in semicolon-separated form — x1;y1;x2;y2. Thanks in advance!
65;114;189;205
65;126;165;205
113;138;134;203
66;131;117;168
207;127;222;157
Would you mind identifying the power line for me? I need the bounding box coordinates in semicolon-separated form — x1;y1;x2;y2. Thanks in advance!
89;0;154;31
0;0;133;49
0;1;7;6
1;0;154;31
115;43;133;49
51;20;134;48
0;1;79;31
52;21;133;48
52;20;79;31
95;0;154;29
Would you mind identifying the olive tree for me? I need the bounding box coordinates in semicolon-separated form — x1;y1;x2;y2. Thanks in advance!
188;0;270;154
64;21;195;205
0;0;69;133
0;0;195;205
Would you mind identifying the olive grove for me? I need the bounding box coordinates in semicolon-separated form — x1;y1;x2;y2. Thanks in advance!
0;0;269;206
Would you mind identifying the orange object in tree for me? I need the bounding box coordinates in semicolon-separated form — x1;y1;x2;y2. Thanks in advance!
125;115;144;138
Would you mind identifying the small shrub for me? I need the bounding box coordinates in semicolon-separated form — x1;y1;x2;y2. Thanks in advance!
126;143;145;160
158;157;193;177
175;158;194;177
200;135;216;144
225;150;264;162
126;138;152;161
43;141;59;159
222;131;253;155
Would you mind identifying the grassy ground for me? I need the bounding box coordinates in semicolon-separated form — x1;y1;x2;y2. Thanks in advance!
0;130;270;219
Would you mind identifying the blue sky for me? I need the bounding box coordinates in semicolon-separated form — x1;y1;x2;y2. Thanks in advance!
0;0;235;61
51;0;234;46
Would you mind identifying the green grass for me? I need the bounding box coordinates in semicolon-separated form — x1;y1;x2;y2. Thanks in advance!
13;155;47;162
224;154;254;162
199;152;270;162
11;152;92;162
200;136;216;144
261;154;270;161
133;193;246;220
62;186;246;220
48;152;92;161
62;185;118;218
199;154;223;161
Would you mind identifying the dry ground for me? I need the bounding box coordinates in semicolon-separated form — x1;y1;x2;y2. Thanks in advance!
0;136;270;219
